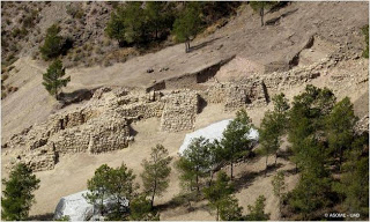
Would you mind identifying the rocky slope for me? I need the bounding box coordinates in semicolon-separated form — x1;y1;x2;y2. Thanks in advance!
1;1;369;220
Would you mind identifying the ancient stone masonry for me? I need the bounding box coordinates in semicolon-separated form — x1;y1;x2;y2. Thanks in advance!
258;58;327;91
5;87;164;171
4;53;360;171
160;90;200;132
205;80;268;111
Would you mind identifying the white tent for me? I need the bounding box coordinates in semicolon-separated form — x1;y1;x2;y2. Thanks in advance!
178;119;259;155
54;190;94;221
54;190;129;221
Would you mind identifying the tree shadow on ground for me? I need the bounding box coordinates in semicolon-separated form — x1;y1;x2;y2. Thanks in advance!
59;88;97;107
28;213;54;221
265;8;299;26
189;37;223;53
233;162;284;192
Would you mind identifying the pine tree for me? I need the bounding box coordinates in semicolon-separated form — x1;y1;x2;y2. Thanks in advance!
219;196;243;221
84;164;113;216
122;2;147;44
105;6;126;46
288;85;336;172
271;171;285;217
1;163;40;221
107;163;138;220
259;111;282;176
84;163;138;220
176;137;213;193
173;2;202;53
272;93;290;114
39;24;64;60
141;144;173;208
129;195;160;221
246;195;270;221
42;59;70;100
259;93;289;176
249;2;278;26
220;109;253;179
145;2;174;40
362;25;369;58
203;172;235;221
335;134;369;219
326;97;357;171
287;137;333;220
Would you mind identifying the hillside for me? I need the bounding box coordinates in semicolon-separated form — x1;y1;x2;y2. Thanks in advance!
1;1;369;221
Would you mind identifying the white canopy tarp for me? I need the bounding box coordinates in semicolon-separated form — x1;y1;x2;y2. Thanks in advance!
178;119;259;155
54;190;129;221
54;190;94;221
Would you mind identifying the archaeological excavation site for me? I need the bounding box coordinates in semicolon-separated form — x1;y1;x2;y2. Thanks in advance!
1;1;369;221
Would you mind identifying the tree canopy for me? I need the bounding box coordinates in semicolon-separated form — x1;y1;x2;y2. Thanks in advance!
141;144;172;208
176;136;214;193
84;163;138;220
172;2;202;52
39;24;70;60
1;163;40;221
203;172;240;221
219;109;253;178
42;59;70;100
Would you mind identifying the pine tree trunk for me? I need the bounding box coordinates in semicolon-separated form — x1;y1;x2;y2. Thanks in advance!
295;162;298;174
230;161;234;179
265;155;268;177
275;153;278;167
151;179;157;209
216;208;219;221
196;175;200;194
260;8;265;26
185;40;191;53
339;146;343;172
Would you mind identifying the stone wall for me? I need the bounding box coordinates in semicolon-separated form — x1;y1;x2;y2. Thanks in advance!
5;87;162;171
160;90;200;132
4;55;347;171
205;80;268;111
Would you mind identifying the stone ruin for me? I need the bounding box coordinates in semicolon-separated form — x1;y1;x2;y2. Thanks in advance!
160;90;199;132
4;54;355;172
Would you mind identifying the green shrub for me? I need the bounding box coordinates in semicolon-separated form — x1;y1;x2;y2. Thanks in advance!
362;25;369;58
66;4;84;19
2;74;9;81
42;59;71;99
39;24;67;60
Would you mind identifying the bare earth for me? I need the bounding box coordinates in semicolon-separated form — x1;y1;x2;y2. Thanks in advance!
1;2;369;221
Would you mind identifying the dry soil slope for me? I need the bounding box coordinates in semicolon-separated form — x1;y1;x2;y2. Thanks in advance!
2;2;368;142
1;2;369;220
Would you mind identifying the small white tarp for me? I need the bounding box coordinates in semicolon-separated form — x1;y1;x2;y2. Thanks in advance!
54;190;129;221
54;190;94;221
178;119;259;155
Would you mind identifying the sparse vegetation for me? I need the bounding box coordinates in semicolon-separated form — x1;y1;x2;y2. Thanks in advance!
1;163;40;221
39;24;65;60
173;2;202;52
42;59;71;99
141;144;172;208
258;93;289;175
203;171;239;221
362;25;369;58
1;2;368;221
250;1;278;26
84;163;138;220
176;137;215;193
217;109;254;179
